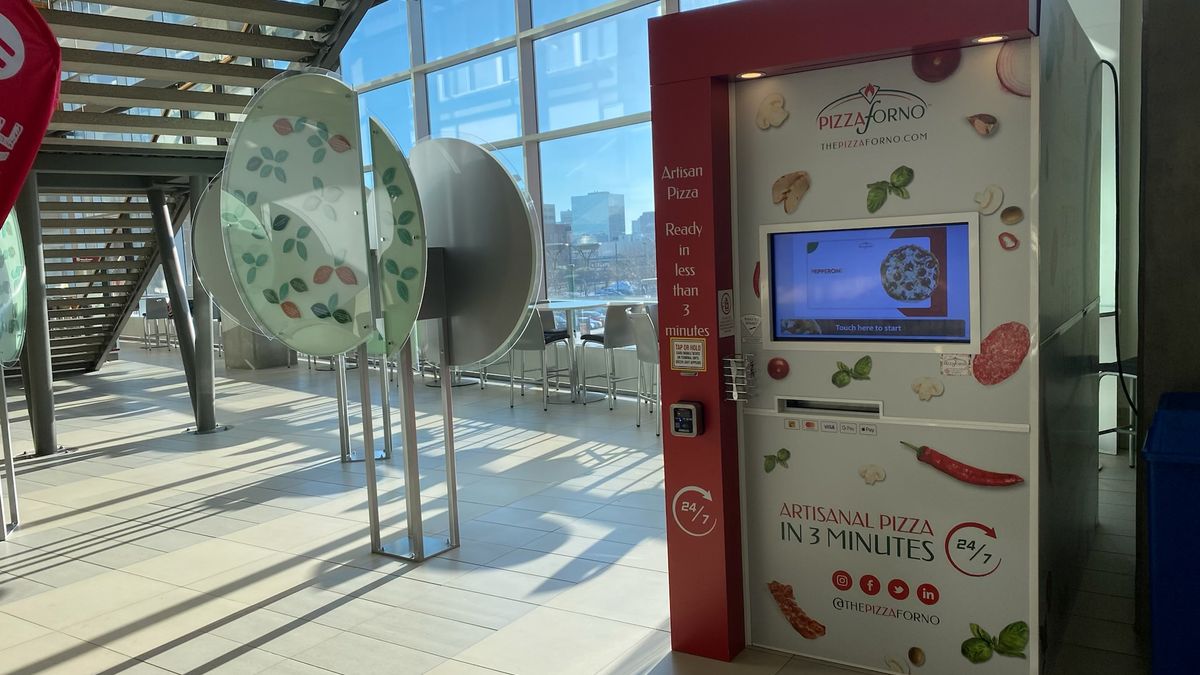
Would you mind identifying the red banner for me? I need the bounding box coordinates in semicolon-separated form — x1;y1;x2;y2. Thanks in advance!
0;0;61;222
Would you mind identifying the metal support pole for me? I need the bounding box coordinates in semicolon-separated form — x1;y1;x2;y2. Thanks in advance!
336;354;352;462
398;338;425;559
439;316;461;546
358;342;382;552
0;375;18;539
148;188;199;418
189;176;219;433
14;175;57;456
380;353;394;459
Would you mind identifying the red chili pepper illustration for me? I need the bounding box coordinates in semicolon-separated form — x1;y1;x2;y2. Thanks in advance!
900;441;1024;487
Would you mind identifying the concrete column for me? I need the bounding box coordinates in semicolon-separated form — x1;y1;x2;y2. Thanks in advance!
14;175;57;456
147;188;199;417
189;176;218;432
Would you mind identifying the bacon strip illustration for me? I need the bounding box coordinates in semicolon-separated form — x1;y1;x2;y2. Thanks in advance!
768;581;826;639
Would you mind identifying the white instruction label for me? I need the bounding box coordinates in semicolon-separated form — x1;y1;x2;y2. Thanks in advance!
940;353;974;377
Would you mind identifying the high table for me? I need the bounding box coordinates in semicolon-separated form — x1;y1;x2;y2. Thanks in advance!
529;298;655;404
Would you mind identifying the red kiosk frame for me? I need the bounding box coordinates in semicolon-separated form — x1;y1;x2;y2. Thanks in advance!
649;0;1037;661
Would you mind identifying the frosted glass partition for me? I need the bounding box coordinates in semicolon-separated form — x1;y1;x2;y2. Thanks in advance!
0;212;27;364
369;119;427;355
191;173;265;333
221;71;375;357
409;137;541;366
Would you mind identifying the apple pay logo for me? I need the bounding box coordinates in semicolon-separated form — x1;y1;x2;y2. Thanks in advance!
0;14;26;80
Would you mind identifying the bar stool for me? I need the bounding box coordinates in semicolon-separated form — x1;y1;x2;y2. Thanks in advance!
510;310;574;410
632;310;660;435
580;304;638;410
1099;358;1138;468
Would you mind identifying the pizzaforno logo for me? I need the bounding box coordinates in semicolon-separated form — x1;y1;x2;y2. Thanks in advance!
0;13;26;80
817;83;927;136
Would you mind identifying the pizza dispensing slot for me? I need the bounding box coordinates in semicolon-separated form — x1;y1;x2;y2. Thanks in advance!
775;397;882;419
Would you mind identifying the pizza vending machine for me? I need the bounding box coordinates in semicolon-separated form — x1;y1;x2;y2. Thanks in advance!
649;1;1101;673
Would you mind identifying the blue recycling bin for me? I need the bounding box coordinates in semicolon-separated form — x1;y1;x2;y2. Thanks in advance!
1143;392;1200;675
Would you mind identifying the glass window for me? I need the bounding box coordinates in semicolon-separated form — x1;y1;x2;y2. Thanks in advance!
534;4;657;132
490;145;526;187
359;79;415;166
539;123;655;299
532;0;606;26
428;49;521;143
341;0;410;87
421;0;516;62
681;0;742;9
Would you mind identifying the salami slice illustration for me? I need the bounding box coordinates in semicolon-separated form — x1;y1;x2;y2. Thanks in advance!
972;321;1030;385
768;580;826;639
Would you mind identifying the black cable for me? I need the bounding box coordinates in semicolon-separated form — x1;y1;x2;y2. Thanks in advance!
1099;58;1138;417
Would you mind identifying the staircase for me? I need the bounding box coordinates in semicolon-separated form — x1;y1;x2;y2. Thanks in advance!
18;0;370;378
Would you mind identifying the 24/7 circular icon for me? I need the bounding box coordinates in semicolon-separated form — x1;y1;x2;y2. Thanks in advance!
887;578;910;601
859;574;881;596
832;570;853;591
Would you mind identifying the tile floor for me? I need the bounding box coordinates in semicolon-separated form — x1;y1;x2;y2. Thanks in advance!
0;346;1145;674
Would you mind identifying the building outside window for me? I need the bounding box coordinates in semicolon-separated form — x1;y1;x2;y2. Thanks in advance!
342;0;747;305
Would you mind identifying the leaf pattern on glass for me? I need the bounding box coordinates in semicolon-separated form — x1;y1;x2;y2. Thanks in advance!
396;280;409;302
400;267;418;280
386;185;401;199
313;148;327;164
246;156;263;172
396;228;413;246
263;289;279;304
247;267;257;284
328;293;339;310
332;309;352;324
271;214;290;231
289;277;308;293
383;259;400;276
311;303;331;319
282;239;295;253
297;226;311;239
279;283;289;300
381;167;396;185
296;242;308;261
397;210;415;226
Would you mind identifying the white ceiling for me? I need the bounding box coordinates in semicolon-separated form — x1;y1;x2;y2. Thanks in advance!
1067;0;1121;58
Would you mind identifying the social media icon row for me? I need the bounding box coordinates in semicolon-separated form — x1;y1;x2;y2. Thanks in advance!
832;570;940;606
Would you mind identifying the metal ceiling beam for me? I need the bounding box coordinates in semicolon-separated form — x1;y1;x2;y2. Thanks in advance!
59;81;252;115
43;9;318;61
48;111;237;138
92;0;339;33
35;174;155;192
60;48;283;88
312;0;375;69
39;201;151;214
35;151;225;177
38;137;228;157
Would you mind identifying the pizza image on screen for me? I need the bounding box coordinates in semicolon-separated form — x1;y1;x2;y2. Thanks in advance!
880;244;940;302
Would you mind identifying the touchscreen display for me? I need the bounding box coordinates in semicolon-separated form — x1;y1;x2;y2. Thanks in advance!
768;222;972;343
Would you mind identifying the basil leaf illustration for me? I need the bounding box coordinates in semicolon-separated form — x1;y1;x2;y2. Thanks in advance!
310;303;331;319
764;455;776;473
854;355;872;377
970;624;993;645
890;165;914;188
867;187;888;213
806;242;819;254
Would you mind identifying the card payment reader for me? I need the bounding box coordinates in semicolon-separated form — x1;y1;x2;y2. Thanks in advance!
669;402;704;437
